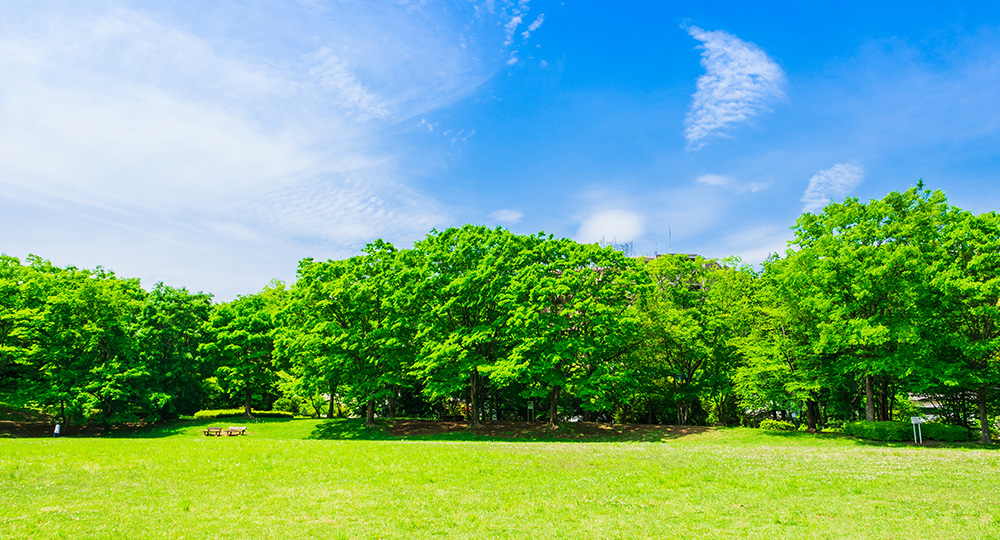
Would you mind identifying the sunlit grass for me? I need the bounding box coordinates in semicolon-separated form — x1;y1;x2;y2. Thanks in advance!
1;421;998;539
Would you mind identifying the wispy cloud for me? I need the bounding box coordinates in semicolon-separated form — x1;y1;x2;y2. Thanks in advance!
0;2;523;299
685;26;786;150
522;14;544;40
695;173;770;193
309;48;391;120
495;0;539;65
489;209;524;225
801;162;865;213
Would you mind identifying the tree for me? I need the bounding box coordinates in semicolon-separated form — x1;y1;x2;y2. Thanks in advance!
638;254;743;425
202;284;285;418
133;283;214;419
788;185;949;421
497;239;649;428
734;254;829;429
285;240;412;427
408;226;534;427
934;210;1000;443
9;257;145;424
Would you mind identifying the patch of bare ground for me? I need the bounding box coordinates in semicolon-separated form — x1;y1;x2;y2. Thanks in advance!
386;420;712;441
0;406;149;438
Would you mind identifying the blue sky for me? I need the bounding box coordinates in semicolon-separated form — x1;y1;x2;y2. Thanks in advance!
3;1;1000;300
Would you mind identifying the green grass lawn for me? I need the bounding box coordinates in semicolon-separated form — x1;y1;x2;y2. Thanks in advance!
1;419;998;539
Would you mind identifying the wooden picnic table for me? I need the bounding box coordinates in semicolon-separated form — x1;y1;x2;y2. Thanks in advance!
203;427;224;436
226;426;247;436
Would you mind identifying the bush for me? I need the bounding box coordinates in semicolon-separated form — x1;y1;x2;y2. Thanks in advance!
922;422;972;442
824;419;846;432
843;420;971;442
843;421;911;441
193;409;294;420
272;397;302;415
759;419;797;431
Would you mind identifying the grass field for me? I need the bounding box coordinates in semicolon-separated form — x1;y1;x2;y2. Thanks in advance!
1;418;998;539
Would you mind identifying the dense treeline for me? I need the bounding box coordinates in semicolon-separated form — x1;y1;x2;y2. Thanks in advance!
1;185;997;441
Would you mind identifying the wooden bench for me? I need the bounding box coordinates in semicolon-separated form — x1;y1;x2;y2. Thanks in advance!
226;426;247;436
203;427;224;436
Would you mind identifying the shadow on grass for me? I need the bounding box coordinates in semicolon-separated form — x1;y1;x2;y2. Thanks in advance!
757;428;999;450
307;418;395;440
108;417;293;439
303;419;712;442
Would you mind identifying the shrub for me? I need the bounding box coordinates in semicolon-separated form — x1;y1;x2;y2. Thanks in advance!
843;421;911;441
759;419;797;431
922;422;972;442
843;420;971;442
823;419;846;432
272;397;302;415
193;409;294;420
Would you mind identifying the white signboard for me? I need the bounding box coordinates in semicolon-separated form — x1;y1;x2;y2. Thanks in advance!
911;417;924;444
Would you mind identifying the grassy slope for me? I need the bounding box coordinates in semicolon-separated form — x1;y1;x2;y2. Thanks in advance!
1;419;998;539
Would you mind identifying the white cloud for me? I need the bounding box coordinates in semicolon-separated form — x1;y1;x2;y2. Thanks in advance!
489;209;524;225
522;14;544;40
309;48;391;120
685;26;786;150
503;15;524;46
0;2;523;300
576;210;645;244
695;173;732;187
801;162;865;213
695;173;770;193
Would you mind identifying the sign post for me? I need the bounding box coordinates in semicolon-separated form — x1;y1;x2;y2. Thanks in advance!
527;401;534;422
911;417;924;445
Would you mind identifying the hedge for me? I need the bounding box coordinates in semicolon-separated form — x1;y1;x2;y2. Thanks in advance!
759;419;797;431
843;420;971;442
193;409;295;420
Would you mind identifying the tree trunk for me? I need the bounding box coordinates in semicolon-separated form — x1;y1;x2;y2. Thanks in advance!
583;409;591;422
469;371;480;428
388;385;399;418
978;386;991;445
677;401;689;426
365;399;375;428
243;386;253;419
806;399;818;432
865;374;875;421
548;386;560;429
877;377;889;422
328;380;336;418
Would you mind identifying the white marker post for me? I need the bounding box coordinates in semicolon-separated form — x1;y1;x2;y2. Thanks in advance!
527;401;534;422
911;417;924;445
